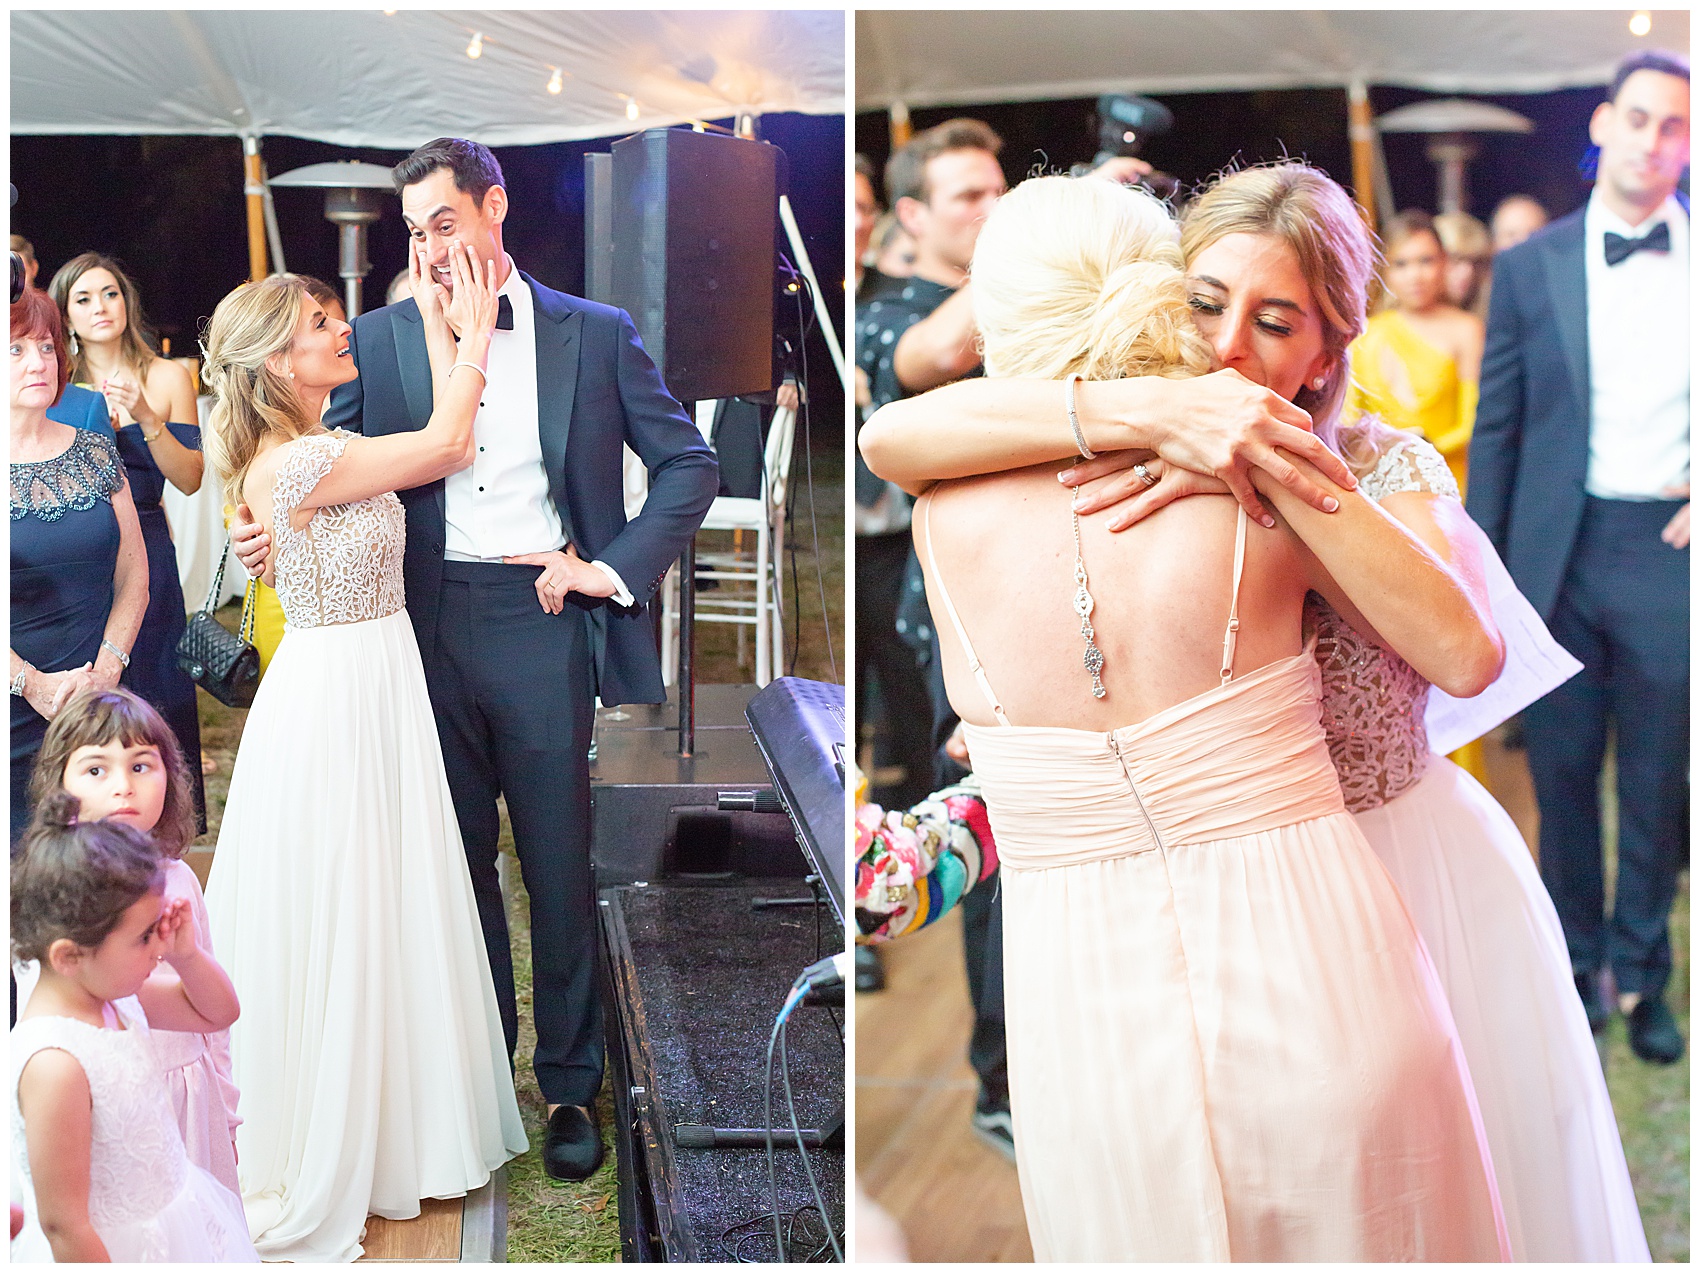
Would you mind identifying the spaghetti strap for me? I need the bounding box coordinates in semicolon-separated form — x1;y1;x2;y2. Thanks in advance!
1219;506;1248;685
920;493;1012;726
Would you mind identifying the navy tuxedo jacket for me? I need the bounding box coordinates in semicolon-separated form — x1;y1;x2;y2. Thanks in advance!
324;272;718;707
1467;198;1688;621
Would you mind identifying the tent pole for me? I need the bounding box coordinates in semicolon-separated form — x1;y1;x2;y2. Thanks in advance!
243;136;268;282
1347;80;1378;231
260;159;287;276
889;100;911;151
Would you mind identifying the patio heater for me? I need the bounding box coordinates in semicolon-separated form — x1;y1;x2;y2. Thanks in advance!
1375;99;1534;216
267;161;397;317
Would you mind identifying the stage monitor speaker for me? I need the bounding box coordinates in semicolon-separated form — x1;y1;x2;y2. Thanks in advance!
584;152;614;306
609;128;783;404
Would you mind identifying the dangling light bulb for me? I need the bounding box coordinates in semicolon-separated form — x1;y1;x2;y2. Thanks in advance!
1629;10;1652;35
547;67;563;95
466;31;483;59
626;97;640;121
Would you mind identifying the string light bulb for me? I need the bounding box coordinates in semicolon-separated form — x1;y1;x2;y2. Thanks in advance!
466;30;484;59
1629;10;1651;35
547;67;563;95
381;8;396;15
626;97;640;121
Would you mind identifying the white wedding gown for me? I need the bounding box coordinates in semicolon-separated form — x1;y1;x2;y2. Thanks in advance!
206;431;527;1262
1310;435;1648;1262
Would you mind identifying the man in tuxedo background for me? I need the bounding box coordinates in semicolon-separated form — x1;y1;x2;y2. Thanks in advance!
237;137;719;1175
1468;51;1690;1064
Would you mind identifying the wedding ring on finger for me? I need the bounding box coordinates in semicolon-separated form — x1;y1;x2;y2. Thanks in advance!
1133;463;1160;489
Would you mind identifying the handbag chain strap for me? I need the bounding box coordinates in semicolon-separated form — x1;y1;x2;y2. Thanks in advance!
204;535;260;648
240;578;259;645
202;537;233;614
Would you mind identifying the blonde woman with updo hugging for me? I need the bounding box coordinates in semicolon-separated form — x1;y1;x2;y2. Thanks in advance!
904;173;1507;1260
198;245;525;1262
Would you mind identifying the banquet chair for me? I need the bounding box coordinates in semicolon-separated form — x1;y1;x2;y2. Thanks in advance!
660;403;797;687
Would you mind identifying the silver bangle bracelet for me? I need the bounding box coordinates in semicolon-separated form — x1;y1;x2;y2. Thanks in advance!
450;360;488;385
1065;372;1096;460
100;639;131;669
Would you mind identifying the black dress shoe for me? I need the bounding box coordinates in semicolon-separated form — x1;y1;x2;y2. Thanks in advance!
1574;971;1609;1034
1626;996;1685;1065
543;1104;605;1182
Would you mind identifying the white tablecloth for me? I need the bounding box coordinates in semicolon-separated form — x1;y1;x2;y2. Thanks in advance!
160;395;243;613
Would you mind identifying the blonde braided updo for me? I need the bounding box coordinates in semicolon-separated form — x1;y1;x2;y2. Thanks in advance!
970;175;1214;385
200;274;319;507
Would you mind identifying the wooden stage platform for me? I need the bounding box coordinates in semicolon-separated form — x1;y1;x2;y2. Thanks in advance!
855;729;1541;1263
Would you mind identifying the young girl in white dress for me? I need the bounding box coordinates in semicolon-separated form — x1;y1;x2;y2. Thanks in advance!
15;687;243;1194
11;791;257;1262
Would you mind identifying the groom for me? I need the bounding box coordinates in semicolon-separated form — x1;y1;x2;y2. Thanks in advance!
237;137;719;1178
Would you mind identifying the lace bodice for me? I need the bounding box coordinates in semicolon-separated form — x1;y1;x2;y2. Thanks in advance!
10;427;124;521
11;998;190;1244
271;431;406;628
1312;434;1460;813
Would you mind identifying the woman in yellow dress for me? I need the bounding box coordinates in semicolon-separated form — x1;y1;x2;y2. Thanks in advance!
1344;210;1485;494
1346;210;1490;779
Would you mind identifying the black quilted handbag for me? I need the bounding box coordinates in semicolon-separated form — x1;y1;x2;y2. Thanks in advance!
176;540;260;708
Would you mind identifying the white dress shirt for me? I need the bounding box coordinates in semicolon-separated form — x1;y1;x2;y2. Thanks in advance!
1583;192;1689;499
444;257;631;603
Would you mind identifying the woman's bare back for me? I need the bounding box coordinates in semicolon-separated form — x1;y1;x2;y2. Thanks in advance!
919;461;1313;731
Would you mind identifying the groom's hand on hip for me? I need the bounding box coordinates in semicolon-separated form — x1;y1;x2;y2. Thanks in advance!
504;545;618;614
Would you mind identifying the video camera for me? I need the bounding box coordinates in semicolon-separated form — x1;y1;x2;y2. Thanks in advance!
1072;93;1180;199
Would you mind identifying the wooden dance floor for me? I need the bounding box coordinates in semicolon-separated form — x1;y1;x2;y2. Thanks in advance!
855;730;1539;1263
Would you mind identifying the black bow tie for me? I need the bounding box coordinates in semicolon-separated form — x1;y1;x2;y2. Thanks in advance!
1603;221;1671;266
496;294;514;330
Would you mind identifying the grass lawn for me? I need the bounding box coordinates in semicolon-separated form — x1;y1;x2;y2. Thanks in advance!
196;434;844;1260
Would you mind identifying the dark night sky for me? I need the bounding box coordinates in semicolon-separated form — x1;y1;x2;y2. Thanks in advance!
855;82;1634;227
12;110;845;442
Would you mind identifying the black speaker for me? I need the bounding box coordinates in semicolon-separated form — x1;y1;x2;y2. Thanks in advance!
608;128;784;404
583;152;614;306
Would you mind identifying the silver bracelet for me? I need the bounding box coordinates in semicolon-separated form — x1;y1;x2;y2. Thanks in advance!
100;639;131;669
450;360;488;385
1064;373;1095;460
10;664;30;697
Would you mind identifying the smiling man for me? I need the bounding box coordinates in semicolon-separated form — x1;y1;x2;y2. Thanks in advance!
325;137;718;1177
1468;50;1691;1064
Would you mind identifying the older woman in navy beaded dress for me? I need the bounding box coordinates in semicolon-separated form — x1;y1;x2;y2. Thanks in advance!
9;288;147;845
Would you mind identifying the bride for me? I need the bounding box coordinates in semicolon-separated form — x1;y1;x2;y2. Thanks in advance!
201;242;526;1262
903;171;1506;1261
861;162;1647;1262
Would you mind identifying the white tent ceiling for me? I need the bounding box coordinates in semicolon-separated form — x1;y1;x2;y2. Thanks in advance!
856;10;1691;110
12;9;845;147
